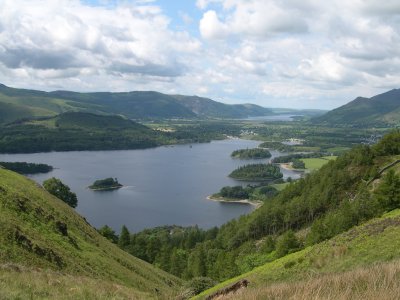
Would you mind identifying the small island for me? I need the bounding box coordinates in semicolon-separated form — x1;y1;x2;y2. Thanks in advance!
0;162;53;174
89;178;123;191
207;185;263;208
229;163;283;181
231;148;271;159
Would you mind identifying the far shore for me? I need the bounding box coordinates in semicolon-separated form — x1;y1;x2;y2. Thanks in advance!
206;195;263;209
277;163;305;172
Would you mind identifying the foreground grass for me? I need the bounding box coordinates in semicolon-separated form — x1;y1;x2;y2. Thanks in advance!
0;265;151;300
194;209;400;299
221;259;400;300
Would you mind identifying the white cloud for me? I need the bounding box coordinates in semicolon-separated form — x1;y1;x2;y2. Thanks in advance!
199;0;308;40
1;0;400;109
0;0;200;80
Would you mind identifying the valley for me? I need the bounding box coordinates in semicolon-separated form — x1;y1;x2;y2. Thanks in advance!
1;83;400;299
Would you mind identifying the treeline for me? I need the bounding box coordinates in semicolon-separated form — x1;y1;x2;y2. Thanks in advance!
272;152;325;163
229;163;283;181
214;185;278;200
0;162;53;174
118;130;400;282
216;186;251;199
258;141;293;152
231;148;271;159
0;114;241;153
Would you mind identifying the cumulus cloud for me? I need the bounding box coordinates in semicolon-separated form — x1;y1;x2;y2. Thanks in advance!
0;0;200;80
199;0;308;39
1;0;400;109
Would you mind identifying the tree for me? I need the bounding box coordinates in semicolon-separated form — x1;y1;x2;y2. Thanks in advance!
118;225;131;249
98;225;118;243
374;170;400;211
43;177;77;208
275;230;299;257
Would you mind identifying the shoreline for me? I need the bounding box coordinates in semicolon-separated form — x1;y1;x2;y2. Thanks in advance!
206;196;263;209
277;163;304;172
88;185;123;191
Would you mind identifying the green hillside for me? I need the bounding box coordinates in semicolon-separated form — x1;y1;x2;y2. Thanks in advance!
314;88;400;126
0;83;273;122
0;168;182;299
0;112;168;153
195;209;400;299
172;95;272;118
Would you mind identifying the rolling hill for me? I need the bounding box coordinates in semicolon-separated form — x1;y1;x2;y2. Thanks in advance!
314;88;400;126
0;167;182;299
0;112;169;153
0;83;273;122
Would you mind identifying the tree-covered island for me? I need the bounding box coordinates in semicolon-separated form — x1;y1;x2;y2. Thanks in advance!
0;162;53;174
89;178;123;191
231;148;271;159
229;163;283;181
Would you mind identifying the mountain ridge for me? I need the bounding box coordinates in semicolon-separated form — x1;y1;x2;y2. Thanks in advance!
314;88;400;126
0;83;273;122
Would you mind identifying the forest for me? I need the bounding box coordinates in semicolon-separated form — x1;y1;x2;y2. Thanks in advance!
104;130;400;283
231;148;271;159
0;162;53;174
229;163;283;181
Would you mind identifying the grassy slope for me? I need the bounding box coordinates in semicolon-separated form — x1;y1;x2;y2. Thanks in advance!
194;209;400;299
0;168;182;299
301;156;337;171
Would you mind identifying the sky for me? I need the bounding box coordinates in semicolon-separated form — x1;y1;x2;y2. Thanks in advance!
0;1;400;109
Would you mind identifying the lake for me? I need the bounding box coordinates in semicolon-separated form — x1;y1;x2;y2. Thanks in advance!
0;139;300;232
244;114;299;121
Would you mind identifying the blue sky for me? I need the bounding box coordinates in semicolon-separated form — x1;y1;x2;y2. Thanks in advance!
1;0;400;109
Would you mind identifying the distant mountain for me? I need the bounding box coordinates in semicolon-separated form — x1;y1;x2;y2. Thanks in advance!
0;84;273;123
172;95;272;118
314;89;400;126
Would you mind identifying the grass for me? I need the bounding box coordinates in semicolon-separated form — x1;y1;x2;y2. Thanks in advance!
326;146;351;153
194;209;400;299
218;260;400;300
270;183;289;191
301;156;337;171
0;168;182;299
0;265;150;300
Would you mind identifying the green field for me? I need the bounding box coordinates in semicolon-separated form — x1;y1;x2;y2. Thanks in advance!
301;156;337;171
270;183;290;191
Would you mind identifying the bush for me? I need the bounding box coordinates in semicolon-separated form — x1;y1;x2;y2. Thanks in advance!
184;277;216;295
276;230;300;258
43;177;78;208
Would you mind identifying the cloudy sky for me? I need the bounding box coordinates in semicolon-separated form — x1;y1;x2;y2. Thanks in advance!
0;0;400;109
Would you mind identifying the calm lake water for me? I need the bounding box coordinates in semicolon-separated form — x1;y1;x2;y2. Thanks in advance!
0;139;300;232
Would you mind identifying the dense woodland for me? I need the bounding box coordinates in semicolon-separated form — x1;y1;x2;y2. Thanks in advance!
108;131;400;283
0;162;53;174
231;148;271;159
229;163;283;181
0;113;240;153
89;178;122;190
